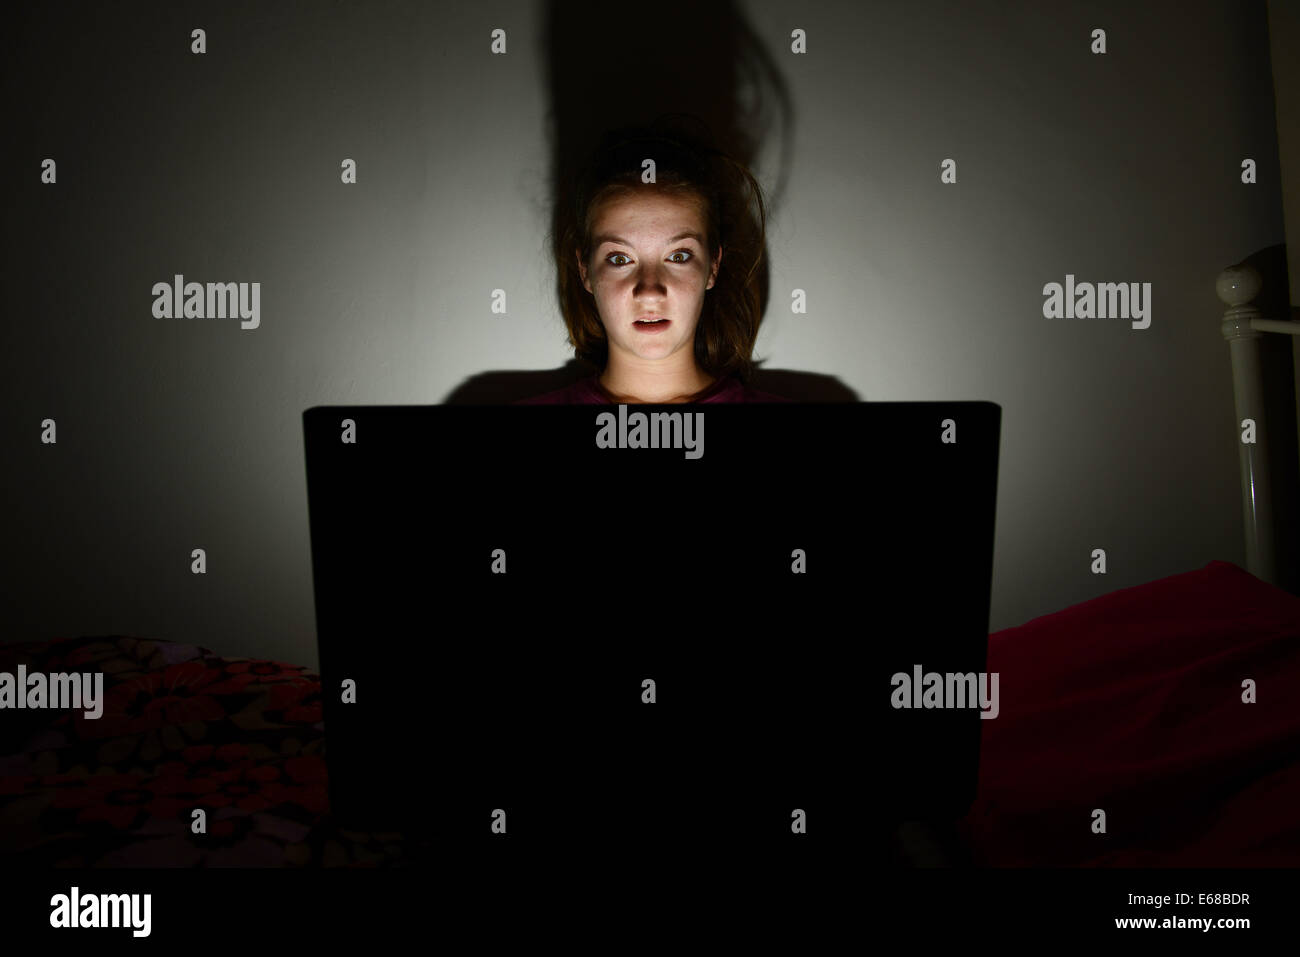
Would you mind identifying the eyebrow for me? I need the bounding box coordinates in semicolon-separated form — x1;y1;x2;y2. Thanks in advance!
593;231;705;248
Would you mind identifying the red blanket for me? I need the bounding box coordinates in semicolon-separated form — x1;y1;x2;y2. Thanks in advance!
957;560;1300;865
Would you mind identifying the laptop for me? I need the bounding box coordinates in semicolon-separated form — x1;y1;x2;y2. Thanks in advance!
302;400;1000;862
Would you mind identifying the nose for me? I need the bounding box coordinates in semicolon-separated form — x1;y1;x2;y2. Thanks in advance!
633;261;669;295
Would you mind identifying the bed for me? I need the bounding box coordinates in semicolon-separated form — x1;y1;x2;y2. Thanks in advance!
2;264;1299;869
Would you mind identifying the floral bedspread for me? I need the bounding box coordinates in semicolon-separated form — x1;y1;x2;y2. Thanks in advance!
0;636;407;866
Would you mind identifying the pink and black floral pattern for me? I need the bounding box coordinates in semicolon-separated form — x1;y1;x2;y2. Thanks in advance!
0;636;403;867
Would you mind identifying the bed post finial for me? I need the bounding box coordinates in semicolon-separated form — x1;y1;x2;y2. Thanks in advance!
1216;264;1263;314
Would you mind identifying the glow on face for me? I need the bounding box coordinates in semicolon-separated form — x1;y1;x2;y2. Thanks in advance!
580;191;719;363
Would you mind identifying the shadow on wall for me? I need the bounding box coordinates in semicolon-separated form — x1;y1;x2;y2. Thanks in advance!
439;0;859;406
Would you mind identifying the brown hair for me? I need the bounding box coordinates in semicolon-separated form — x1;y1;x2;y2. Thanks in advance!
553;122;770;387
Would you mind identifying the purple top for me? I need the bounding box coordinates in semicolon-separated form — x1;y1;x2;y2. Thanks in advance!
513;373;792;405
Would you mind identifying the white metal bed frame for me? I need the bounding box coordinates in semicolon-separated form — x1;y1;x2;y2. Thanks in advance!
1217;263;1300;587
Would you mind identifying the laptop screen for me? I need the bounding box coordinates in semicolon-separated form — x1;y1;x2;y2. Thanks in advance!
303;401;1000;857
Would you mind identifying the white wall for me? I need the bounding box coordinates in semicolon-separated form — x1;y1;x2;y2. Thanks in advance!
1;0;1290;667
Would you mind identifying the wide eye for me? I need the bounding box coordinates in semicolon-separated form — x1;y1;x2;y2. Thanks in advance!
604;250;694;266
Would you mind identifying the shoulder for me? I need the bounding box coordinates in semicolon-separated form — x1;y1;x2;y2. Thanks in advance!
700;377;794;403
740;386;794;403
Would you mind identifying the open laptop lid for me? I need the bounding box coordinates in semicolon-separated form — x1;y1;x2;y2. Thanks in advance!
303;401;1000;853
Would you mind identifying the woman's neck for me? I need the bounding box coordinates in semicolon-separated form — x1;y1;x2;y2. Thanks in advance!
598;365;717;404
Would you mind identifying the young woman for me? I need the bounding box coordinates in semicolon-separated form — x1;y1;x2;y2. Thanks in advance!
516;125;790;405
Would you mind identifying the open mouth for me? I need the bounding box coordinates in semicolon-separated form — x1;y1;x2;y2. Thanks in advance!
634;318;671;332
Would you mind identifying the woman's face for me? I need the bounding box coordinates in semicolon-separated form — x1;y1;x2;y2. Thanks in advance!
577;191;720;366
